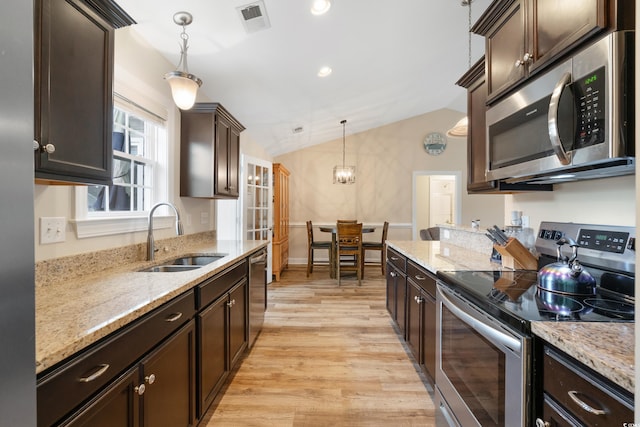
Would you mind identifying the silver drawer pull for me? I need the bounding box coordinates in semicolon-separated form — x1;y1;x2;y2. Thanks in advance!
134;383;146;395
415;275;427;281
78;364;110;382
567;390;606;415
390;256;399;261
165;312;183;322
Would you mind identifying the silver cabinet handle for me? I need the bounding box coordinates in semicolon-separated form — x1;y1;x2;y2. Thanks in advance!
390;271;397;278
165;312;183;322
567;390;606;415
227;299;236;307
390;256;399;261
134;383;146;395
515;52;533;68
78;363;110;383
145;374;156;384
535;419;550;427
34;140;56;153
414;275;427;281
548;71;572;165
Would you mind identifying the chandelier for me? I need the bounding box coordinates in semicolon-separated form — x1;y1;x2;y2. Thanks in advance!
164;11;203;110
333;119;356;184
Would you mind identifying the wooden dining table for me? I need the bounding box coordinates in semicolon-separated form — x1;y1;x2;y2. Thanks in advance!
319;225;376;279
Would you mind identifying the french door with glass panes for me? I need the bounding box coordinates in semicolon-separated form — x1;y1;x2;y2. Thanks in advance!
243;156;272;283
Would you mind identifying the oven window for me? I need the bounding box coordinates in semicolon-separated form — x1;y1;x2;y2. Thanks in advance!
441;304;505;427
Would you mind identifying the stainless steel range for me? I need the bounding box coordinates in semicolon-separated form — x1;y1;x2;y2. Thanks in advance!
434;222;635;427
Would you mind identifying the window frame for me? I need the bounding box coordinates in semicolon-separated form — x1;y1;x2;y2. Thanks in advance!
72;94;171;238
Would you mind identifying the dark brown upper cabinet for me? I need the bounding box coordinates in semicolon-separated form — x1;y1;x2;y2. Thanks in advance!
180;103;245;199
34;0;134;185
473;0;634;104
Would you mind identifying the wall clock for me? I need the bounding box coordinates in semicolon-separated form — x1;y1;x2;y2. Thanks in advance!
423;132;447;156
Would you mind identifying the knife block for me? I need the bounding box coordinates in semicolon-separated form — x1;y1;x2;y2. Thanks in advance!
493;238;538;270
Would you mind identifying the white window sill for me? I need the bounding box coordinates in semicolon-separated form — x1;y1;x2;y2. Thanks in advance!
70;215;175;239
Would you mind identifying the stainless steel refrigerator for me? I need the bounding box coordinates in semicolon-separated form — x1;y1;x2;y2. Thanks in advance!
0;0;37;425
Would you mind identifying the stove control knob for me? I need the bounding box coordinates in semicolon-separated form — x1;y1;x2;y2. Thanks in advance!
535;418;550;427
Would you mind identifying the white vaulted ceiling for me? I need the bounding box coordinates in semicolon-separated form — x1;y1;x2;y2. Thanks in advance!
116;0;490;156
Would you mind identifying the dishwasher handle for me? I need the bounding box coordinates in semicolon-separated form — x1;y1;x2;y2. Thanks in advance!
250;251;267;264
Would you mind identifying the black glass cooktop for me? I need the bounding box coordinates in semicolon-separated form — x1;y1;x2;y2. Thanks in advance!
436;269;635;335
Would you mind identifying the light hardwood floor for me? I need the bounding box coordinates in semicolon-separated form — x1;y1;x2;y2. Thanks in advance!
200;266;437;427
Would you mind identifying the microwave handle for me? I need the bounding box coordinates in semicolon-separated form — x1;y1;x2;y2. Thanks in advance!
547;72;572;165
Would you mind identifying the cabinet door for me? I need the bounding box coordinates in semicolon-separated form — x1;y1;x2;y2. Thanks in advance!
385;262;397;320
421;290;437;382
197;296;228;416
466;64;494;192
229;280;248;367
142;320;196;427
62;367;140;427
227;126;241;198
485;0;527;102
215;115;232;197
35;0;114;185
395;272;407;337
529;0;607;74
405;281;422;364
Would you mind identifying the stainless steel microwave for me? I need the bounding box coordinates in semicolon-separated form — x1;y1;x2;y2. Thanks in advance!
485;31;635;184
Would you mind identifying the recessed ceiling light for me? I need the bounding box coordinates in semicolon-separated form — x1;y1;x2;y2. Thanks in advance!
317;66;332;77
311;0;331;15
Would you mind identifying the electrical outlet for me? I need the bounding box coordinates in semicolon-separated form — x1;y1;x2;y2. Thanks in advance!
200;212;209;225
185;214;192;227
40;217;66;244
442;229;450;240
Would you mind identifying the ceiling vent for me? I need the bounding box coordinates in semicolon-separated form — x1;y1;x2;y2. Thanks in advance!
237;1;271;33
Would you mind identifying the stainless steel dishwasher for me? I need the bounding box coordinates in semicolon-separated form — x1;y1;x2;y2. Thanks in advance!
249;248;267;347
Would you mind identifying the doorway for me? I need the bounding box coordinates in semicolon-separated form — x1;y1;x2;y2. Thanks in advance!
412;171;462;240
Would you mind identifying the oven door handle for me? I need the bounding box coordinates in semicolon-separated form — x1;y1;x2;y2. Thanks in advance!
438;286;521;353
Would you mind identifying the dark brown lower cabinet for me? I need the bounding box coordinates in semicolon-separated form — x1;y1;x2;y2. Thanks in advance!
198;279;248;417
385;261;407;337
406;267;437;384
141;320;196;427
62;320;196;427
62;367;140;427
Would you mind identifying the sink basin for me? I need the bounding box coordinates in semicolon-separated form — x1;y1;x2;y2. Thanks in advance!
138;254;228;272
139;265;202;273
170;254;227;266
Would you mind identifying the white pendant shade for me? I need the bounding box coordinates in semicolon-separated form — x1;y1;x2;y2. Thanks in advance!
165;71;202;110
446;116;468;138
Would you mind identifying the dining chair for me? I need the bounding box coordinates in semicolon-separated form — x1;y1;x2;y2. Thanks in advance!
362;221;389;275
336;222;363;285
337;219;357;223
306;221;332;277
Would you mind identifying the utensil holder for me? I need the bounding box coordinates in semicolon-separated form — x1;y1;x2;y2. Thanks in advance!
493;238;538;270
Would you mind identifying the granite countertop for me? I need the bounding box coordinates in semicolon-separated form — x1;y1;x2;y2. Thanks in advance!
386;239;635;394
532;322;635;394
36;239;267;375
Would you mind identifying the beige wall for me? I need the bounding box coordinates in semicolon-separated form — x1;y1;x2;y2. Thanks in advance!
274;108;506;264
507;175;635;231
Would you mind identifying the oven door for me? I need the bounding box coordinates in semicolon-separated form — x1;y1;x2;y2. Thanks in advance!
435;284;530;427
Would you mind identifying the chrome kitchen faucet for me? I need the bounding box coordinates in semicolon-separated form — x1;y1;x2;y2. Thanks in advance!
147;202;184;261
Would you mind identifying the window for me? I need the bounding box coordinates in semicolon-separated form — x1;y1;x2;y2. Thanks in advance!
87;107;161;214
73;96;168;238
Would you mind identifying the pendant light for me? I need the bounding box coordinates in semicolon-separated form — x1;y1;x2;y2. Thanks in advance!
333;120;356;184
447;0;473;138
164;11;203;110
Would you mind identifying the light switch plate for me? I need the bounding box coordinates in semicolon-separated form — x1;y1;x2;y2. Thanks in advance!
40;217;66;244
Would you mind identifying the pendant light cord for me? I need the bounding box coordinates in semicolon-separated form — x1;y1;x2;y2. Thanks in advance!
467;0;472;68
341;119;347;167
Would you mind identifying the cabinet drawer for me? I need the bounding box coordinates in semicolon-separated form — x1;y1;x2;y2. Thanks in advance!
197;260;247;309
406;260;436;296
37;290;195;427
386;248;406;272
543;346;633;427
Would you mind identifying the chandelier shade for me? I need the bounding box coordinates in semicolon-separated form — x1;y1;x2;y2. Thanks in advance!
333;119;356;184
164;12;203;110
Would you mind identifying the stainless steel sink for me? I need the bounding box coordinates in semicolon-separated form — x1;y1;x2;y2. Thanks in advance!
138;254;227;272
169;254;227;266
140;265;202;273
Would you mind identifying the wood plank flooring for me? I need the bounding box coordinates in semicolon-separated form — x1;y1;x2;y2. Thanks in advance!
200;266;437;427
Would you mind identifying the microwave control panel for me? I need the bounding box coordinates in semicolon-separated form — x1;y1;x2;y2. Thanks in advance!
574;66;605;148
